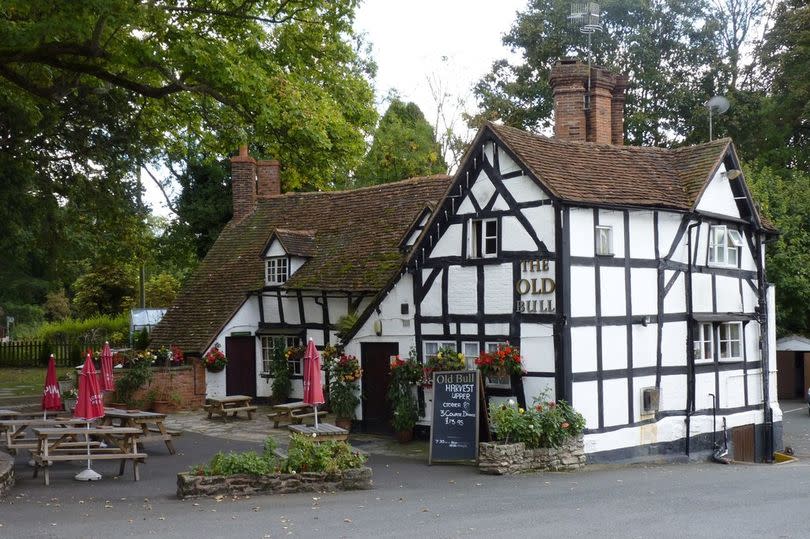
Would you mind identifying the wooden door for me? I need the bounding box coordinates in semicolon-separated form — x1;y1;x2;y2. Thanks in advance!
361;342;398;433
732;424;755;462
225;336;256;397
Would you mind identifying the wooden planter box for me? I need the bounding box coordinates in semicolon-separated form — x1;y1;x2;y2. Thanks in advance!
176;467;373;499
478;435;586;475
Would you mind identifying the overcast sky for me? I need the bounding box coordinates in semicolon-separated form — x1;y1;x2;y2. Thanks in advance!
144;0;528;217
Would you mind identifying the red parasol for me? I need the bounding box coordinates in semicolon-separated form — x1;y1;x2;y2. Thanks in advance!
74;353;105;481
42;354;62;417
100;341;115;392
302;339;325;430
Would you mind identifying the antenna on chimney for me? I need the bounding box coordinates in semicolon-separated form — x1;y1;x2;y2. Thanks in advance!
704;96;730;141
569;3;602;111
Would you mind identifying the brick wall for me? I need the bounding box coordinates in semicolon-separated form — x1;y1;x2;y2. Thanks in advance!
106;361;206;410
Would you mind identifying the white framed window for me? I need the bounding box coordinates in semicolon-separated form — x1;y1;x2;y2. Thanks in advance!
595;225;613;256
718;322;742;361
470;218;498;258
462;342;480;370
708;225;742;267
260;335;301;374
484;341;511;388
693;322;714;362
265;257;289;285
424;341;456;360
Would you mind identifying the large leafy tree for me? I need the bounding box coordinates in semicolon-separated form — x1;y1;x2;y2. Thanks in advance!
0;0;377;318
471;0;725;145
354;99;447;186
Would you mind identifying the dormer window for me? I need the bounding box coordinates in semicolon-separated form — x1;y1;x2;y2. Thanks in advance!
266;257;288;285
708;225;742;267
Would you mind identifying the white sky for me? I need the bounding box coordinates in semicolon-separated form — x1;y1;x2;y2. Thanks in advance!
144;0;527;217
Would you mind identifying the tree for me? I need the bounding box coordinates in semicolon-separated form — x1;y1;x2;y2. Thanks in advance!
354;99;447;186
43;290;71;322
145;273;181;308
71;266;138;319
471;0;726;145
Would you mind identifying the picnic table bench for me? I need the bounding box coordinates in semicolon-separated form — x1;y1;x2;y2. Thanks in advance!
0;418;89;455
204;395;257;420
101;408;176;455
267;402;328;428
31;426;146;485
288;423;349;442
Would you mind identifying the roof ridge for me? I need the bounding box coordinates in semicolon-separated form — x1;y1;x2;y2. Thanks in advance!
258;174;453;201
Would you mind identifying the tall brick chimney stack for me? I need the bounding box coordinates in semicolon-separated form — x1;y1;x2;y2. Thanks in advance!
549;59;627;145
256;159;281;198
230;145;257;222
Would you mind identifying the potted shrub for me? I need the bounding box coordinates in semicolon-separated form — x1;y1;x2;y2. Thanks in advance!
328;353;361;429
387;355;422;442
61;387;78;412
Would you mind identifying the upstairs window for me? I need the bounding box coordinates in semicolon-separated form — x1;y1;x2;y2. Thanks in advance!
265;257;289;285
708;225;742;267
470;218;498;258
718;322;742;360
693;322;714;362
595;225;613;256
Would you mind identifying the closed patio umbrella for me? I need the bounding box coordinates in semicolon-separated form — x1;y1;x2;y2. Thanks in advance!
73;353;105;481
302;339;325;430
42;354;62;419
100;341;114;392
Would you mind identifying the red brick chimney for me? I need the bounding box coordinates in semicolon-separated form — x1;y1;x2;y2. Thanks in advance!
549;59;627;145
230;145;256;222
256;159;281;198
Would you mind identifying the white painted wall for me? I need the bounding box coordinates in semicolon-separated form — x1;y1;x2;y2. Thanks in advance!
430;223;462;258
568;208;595;257
204;298;260;399
483;264;513;314
501;216;535;252
447;265;478;314
521;206;556;251
696;164;742;218
502;174;548;203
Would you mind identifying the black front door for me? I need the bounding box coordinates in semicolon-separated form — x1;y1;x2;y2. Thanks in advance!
361;342;398;433
225;336;256;397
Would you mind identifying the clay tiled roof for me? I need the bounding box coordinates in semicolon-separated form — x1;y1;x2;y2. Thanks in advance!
151;175;452;354
490;123;734;210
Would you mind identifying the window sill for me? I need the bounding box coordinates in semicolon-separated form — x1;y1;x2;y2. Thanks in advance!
260;372;272;379
595;253;615;258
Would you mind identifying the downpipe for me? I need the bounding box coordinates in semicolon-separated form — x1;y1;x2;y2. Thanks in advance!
709;393;730;464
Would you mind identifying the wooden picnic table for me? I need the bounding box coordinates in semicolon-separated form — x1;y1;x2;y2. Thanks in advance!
288;423;349;442
204;395;257;420
31;426;146;485
0;409;20;420
267;402;328;428
101;408;176;455
0;418;89;455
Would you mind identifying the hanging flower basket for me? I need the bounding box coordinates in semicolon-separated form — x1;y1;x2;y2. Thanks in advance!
204;347;228;372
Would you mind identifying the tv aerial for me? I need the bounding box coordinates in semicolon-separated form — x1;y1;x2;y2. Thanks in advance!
569;3;603;110
705;96;730;141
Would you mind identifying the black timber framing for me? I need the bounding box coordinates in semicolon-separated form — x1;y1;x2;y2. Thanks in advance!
593;209;605;429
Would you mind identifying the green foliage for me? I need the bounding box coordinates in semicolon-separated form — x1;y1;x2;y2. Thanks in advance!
35;314;129;347
471;0;726;145
489;392;586;449
43;290;71;322
145;273;181;308
114;358;153;405
354;99;447;186
193;434;364;476
71;266;137;319
387;355;422;432
134;328;150;351
284;434;366;474
271;339;291;403
426;346;466;372
329;381;360;420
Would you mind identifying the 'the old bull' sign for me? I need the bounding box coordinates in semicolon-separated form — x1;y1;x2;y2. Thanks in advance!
429;370;480;463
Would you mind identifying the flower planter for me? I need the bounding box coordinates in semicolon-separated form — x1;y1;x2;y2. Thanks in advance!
395;429;413;443
334;417;352;430
152;400;174;415
478;435;586;475
62;398;77;413
176;467;373;499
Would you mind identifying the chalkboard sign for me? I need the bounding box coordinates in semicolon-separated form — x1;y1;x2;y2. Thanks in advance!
429;370;480;463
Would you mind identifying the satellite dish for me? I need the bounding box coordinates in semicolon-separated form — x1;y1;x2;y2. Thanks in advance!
705;96;730;114
704;96;730;141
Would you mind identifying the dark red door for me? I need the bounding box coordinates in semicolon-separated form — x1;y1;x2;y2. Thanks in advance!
226;336;256;397
361;342;398;433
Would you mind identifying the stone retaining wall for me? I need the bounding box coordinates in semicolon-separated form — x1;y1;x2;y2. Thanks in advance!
176;467;373;499
0;451;14;497
478;435;586;475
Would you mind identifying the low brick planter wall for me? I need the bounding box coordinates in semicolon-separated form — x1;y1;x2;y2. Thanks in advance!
176;467;373;499
104;363;206;411
478;435;586;475
0;451;14;497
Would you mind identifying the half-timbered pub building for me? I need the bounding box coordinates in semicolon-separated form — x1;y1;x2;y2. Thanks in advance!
152;60;782;462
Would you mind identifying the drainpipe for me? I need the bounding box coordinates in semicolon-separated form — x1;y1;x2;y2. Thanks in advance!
755;232;773;463
684;220;701;457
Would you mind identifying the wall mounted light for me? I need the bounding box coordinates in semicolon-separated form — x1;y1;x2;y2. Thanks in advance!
724;169;742;180
373;320;383;336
